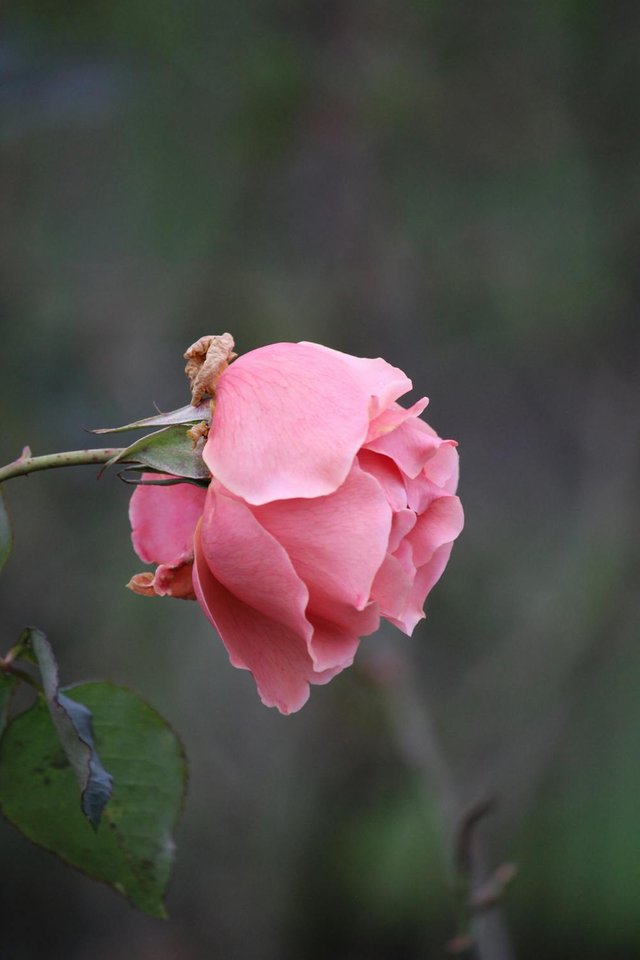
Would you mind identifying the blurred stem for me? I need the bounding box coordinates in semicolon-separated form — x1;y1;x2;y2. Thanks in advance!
374;639;515;960
0;449;122;484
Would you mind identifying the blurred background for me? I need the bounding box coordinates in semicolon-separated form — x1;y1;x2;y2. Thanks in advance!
1;1;639;957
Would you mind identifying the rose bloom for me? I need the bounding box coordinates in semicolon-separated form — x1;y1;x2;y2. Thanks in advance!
129;342;463;714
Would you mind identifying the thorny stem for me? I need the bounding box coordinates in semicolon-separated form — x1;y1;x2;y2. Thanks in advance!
0;449;123;484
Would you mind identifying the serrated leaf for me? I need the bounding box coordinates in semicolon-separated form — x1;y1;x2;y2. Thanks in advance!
105;425;210;480
0;682;187;917
0;672;17;738
27;628;113;829
91;401;211;435
0;487;12;574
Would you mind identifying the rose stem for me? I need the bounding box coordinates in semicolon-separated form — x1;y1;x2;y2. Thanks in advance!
0;449;124;484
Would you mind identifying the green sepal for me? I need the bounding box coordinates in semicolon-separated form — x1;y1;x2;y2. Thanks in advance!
91;401;211;435
104;425;210;480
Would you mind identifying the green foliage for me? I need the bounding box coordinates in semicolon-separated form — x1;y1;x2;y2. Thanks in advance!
0;488;12;574
0;673;17;737
25;628;113;829
0;682;187;917
337;787;448;926
106;425;210;479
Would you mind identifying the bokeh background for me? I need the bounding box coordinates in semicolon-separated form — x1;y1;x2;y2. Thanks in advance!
1;2;640;958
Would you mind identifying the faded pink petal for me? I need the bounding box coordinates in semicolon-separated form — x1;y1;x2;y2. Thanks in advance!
130;477;206;566
357;449;407;511
301;342;413;417
387;542;456;635
404;473;446;514
406;495;465;567
392;538;416;579
366;416;455;479
424;442;460;492
251;463;391;616
198;483;311;639
365;398;429;443
388;508;417;553
204;342;372;504
386;496;464;635
193;532;314;713
370;553;413;621
307;616;362;674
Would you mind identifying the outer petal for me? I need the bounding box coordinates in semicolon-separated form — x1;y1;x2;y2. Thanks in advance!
301;342;413;417
204;342;372;504
193;532;314;714
307;617;362;674
424;442;460;493
387;542;456;635
198;483;311;638
129;477;207;565
251;463;392;618
385;496;464;635
370;554;413;621
406;495;464;567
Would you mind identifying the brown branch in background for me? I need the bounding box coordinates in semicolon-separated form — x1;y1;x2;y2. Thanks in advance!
455;799;496;876
366;640;517;960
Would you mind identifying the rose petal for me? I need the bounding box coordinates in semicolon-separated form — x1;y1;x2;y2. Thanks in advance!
301;343;413;417
365;398;429;443
193;532;314;714
365;417;454;479
406;495;464;567
388;508;417;553
387;542;456;635
307;617;362;674
357;449;407;511
424;442;460;492
371;553;413;621
129;477;207;566
404;474;446;514
204;342;372;504
251;462;392;616
198;483;311;639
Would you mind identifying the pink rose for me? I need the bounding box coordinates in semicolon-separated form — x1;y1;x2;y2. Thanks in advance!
129;342;463;714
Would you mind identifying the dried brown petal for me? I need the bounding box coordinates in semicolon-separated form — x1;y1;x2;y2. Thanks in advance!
184;333;236;406
186;420;210;447
126;572;156;597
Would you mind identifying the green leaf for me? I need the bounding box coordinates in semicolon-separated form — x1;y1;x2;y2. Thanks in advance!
105;425;210;480
0;682;187;917
91;401;211;435
0;672;17;738
26;628;113;829
0;487;12;574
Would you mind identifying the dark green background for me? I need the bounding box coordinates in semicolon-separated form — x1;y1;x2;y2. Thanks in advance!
1;1;639;957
